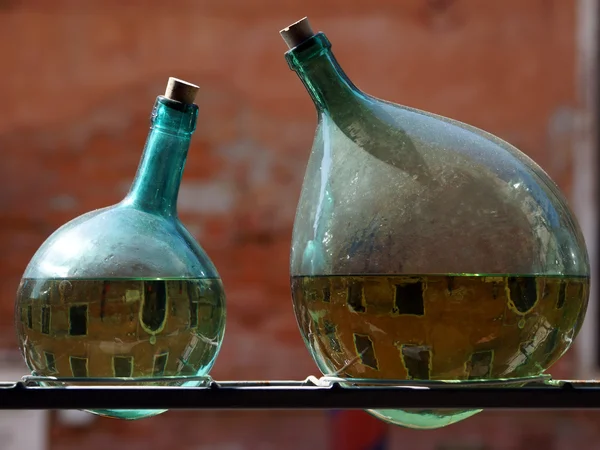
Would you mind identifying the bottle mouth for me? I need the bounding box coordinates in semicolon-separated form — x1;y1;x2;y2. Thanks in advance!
156;95;198;113
151;96;198;135
283;33;333;71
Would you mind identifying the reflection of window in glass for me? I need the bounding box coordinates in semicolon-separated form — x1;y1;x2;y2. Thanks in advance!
26;305;33;328
153;353;169;376
507;277;538;313
41;305;51;334
557;281;567;309
44;352;56;373
400;344;431;379
113;356;133;377
323;284;331;303
141;281;168;333
394;281;425;316
468;350;494;379
347;282;366;313
190;302;198;328
69;356;88;377
69;305;88;336
353;333;378;370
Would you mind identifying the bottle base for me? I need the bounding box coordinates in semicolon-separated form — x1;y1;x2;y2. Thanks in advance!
366;408;481;430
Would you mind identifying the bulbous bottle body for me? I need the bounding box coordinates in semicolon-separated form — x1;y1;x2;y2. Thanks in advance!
15;88;226;420
285;28;590;429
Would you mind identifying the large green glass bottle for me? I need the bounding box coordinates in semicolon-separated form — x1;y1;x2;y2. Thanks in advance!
281;18;590;429
15;78;226;420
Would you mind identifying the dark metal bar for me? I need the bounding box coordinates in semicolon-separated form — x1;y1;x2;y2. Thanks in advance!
1;379;600;410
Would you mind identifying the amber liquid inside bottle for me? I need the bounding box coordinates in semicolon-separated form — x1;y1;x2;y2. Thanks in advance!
291;274;588;381
15;278;225;383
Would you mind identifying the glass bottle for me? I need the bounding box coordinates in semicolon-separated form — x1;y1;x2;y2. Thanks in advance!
15;78;226;420
281;18;590;429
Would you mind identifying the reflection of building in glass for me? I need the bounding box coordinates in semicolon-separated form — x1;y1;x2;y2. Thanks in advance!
293;274;589;381
16;278;224;379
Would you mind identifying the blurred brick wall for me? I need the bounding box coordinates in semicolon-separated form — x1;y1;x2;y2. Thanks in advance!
0;0;598;449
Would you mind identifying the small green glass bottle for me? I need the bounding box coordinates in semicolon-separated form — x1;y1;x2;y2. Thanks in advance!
15;78;226;420
280;18;590;429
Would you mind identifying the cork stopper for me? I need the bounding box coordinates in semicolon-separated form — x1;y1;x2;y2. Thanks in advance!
164;77;199;105
280;17;315;49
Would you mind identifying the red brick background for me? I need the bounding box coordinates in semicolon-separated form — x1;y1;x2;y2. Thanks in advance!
0;0;598;449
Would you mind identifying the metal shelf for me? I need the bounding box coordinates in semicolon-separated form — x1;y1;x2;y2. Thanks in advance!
1;375;600;410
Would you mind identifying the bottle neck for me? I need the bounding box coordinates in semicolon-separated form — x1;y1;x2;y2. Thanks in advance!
285;33;364;114
286;34;432;182
124;96;198;216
